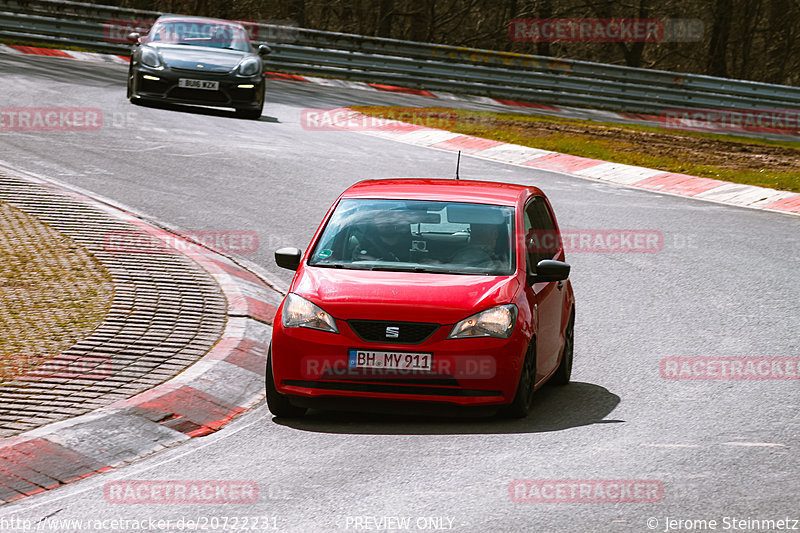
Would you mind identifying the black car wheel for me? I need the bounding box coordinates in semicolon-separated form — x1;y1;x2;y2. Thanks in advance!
126;66;134;100
235;83;264;119
236;106;263;120
266;348;307;418
501;341;536;418
551;309;575;386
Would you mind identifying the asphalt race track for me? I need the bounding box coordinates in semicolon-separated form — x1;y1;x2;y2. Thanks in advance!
0;51;798;532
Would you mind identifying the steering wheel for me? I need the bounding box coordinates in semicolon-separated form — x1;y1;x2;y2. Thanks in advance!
451;246;495;266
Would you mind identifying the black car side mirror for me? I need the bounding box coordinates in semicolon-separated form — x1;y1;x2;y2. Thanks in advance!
258;44;272;56
275;247;302;270
127;32;141;43
527;259;570;285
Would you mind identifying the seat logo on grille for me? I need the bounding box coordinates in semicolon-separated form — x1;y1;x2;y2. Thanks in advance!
385;326;400;338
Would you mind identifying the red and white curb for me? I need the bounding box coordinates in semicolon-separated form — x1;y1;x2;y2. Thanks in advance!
0;43;129;64
1;46;796;212
0;174;282;504
318;108;800;216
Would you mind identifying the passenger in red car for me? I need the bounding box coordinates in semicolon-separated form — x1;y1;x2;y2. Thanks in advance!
353;222;411;262
451;223;506;267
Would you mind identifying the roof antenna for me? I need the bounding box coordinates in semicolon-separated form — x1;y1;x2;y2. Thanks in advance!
455;150;461;180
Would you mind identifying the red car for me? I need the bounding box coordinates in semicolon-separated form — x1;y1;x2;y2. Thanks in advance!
268;178;575;418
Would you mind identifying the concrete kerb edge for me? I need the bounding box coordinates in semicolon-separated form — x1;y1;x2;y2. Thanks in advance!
0;169;283;505
337;108;800;218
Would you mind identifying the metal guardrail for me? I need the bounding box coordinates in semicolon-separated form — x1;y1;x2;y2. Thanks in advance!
2;0;800;115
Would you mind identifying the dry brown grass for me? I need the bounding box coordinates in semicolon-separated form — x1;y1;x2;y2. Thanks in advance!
0;200;113;381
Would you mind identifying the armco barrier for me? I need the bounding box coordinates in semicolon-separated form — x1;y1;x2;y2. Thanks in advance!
2;0;800;115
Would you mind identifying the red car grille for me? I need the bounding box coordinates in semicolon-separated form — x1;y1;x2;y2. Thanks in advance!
348;320;439;344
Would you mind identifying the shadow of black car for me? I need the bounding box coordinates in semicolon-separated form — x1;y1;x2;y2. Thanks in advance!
131;98;279;122
272;381;621;435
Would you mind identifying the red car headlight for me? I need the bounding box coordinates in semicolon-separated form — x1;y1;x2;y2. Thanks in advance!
447;304;517;339
282;293;339;334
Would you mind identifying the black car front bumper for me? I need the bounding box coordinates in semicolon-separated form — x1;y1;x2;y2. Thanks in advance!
131;65;264;110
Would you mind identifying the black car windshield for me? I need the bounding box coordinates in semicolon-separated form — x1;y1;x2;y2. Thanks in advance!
308;199;516;275
147;21;251;52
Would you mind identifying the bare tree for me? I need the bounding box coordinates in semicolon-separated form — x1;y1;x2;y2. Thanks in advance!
707;0;732;77
94;0;800;84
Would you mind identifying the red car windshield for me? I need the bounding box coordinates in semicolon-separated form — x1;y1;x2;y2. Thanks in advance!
147;20;251;52
308;199;515;275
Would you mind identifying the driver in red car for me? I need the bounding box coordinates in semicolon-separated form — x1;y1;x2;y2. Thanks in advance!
352;221;411;262
451;223;505;267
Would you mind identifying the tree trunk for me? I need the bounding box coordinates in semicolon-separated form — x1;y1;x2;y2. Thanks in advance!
764;0;791;83
536;0;552;57
707;0;732;77
287;0;305;27
377;0;394;37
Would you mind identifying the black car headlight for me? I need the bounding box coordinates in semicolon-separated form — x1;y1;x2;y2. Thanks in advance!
140;47;163;69
237;57;261;76
282;293;338;333
448;304;517;339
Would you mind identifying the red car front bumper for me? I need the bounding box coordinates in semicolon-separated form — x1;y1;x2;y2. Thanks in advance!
271;313;531;409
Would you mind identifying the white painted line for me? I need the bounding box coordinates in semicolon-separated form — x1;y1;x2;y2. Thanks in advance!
391;128;463;146
722;442;786;447
360;128;421;140
560;106;626;121
105;54;130;65
59;50;110;62
641;443;701;448
474;143;553;164
428;91;466;100
748;190;798;207
717;185;792;206
575;162;665;184
694;183;759;201
0;44;22;54
301;76;376;91
458;94;500;105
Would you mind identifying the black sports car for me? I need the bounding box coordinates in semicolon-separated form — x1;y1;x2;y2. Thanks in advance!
126;16;271;119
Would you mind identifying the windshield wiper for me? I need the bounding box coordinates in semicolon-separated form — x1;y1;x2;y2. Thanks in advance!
311;262;346;268
367;265;443;273
312;262;500;275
